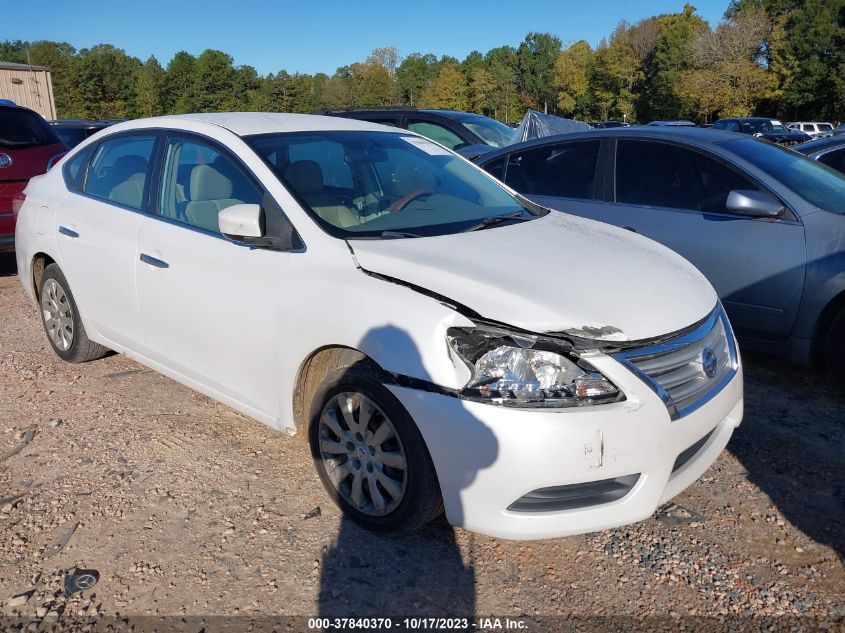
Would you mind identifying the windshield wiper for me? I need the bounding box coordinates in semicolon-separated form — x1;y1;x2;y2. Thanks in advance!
462;211;532;233
380;230;423;239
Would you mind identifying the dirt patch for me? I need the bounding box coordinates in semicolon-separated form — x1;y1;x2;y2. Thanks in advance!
1;267;843;627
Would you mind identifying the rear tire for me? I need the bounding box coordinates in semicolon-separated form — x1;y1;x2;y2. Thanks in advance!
39;263;108;363
825;310;845;389
309;362;443;533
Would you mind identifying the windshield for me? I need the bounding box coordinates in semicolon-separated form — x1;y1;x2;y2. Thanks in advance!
723;138;845;214
750;120;788;134
0;108;61;149
246;131;543;238
459;116;515;148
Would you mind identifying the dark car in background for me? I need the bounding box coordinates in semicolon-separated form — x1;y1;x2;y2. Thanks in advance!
590;120;630;129
645;120;696;127
0;104;67;252
796;135;845;175
475;127;845;382
712;117;810;146
318;108;515;154
48;118;119;148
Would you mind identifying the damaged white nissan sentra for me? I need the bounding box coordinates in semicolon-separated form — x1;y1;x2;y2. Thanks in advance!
15;113;743;540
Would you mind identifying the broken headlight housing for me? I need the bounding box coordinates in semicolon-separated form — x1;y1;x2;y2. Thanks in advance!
447;327;621;408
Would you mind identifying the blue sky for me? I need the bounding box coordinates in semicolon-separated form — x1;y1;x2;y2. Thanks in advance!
3;0;730;75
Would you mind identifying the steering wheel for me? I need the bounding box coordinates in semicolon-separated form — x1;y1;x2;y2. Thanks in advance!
386;189;433;213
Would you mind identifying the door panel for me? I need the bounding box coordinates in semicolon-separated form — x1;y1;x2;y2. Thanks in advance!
54;193;144;346
53;133;158;346
136;132;289;417
605;139;806;338
136;220;289;417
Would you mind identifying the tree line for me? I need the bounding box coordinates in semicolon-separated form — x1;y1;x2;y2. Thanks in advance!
2;1;843;124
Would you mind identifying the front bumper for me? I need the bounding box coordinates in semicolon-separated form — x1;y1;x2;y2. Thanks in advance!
389;353;743;540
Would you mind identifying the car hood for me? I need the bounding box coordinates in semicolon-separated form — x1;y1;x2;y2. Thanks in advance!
348;212;717;342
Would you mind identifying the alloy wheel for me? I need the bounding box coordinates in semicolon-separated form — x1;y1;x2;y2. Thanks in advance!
42;278;74;351
317;392;408;516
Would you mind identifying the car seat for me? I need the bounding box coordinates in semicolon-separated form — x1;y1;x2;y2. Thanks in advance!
184;164;243;232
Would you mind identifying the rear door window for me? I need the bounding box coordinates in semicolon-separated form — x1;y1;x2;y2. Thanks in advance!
615;140;759;214
482;156;507;181
504;140;601;200
84;135;157;210
818;148;845;174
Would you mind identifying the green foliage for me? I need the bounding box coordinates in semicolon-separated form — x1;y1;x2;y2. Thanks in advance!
163;51;196;114
419;63;469;111
554;41;592;117
2;4;841;124
134;56;164;117
516;32;562;110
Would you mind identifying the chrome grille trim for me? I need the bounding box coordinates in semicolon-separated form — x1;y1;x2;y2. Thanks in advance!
613;306;738;420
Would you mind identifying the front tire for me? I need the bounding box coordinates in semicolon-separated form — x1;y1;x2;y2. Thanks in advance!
39;263;108;363
309;363;443;533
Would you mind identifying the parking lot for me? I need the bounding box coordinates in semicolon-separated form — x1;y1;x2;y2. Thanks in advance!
0;250;843;630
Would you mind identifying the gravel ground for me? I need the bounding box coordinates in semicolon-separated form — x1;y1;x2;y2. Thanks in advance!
0;252;843;632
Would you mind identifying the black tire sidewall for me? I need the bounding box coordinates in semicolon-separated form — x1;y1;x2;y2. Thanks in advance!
39;264;90;363
824;310;845;388
308;364;439;532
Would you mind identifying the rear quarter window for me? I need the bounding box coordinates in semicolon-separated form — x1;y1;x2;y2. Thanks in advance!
62;145;94;192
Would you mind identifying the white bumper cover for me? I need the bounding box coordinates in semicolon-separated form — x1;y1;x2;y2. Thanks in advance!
389;355;743;541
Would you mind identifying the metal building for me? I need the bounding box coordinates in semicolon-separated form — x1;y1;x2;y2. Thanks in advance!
0;61;57;119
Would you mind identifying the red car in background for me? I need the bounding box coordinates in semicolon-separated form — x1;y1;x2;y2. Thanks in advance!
0;104;67;252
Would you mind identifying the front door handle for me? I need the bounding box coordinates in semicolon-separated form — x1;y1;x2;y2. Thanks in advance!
140;253;169;269
58;226;79;238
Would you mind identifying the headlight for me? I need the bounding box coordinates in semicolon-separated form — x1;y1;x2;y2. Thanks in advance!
447;327;620;407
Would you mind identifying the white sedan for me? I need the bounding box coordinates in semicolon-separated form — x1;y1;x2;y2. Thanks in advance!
15;113;743;539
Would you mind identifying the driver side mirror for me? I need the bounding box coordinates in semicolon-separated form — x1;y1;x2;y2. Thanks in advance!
725;189;784;218
219;201;304;252
219;203;265;239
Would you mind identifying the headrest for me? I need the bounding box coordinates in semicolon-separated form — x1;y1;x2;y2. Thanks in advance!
284;160;324;195
190;164;233;201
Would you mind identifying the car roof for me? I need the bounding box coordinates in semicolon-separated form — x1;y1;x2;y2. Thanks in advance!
322;108;484;119
474;126;745;164
100;112;399;137
795;135;845;154
717;117;778;122
0;103;39;116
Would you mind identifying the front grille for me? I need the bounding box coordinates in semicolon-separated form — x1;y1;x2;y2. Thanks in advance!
508;474;640;512
614;306;737;420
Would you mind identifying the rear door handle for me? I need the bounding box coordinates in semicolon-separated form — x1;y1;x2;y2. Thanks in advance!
140;253;169;269
58;226;79;238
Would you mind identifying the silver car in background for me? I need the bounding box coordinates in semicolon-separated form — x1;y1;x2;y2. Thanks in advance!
475;128;845;385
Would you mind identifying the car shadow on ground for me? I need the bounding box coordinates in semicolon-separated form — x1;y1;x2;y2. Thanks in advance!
318;325;497;621
729;352;845;562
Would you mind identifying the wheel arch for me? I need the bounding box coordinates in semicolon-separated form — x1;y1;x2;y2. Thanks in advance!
31;252;57;296
291;345;389;438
